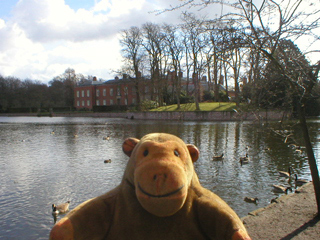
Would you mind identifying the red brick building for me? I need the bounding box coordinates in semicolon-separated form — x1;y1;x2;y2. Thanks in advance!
74;72;226;110
74;75;151;110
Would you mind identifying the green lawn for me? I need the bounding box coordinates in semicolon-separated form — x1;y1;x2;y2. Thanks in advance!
150;102;237;112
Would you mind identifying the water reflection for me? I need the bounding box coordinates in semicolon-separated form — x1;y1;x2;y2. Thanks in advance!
0;116;319;239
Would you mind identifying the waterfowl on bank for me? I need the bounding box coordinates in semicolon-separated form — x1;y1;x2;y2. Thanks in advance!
239;154;249;165
279;167;293;178
103;136;110;140
104;159;112;163
294;174;309;187
272;185;292;194
52;201;70;215
244;197;259;204
212;153;224;161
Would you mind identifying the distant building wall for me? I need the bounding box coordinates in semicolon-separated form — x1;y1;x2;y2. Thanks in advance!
74;71;228;110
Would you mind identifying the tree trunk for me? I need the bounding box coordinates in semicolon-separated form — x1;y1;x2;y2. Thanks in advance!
298;103;320;215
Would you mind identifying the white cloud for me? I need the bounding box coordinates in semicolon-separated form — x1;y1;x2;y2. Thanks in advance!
0;0;143;82
10;0;160;43
0;0;221;83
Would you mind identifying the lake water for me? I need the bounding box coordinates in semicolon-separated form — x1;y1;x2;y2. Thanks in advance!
1;116;319;239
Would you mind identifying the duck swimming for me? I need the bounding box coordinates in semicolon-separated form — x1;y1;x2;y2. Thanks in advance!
239;153;249;165
244;197;259;204
52;201;70;215
272;185;292;194
294;174;309;187
212;153;224;161
279;167;293;178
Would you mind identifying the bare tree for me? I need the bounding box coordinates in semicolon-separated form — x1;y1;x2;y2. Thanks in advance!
120;26;145;110
165;0;320;214
181;12;207;110
142;22;168;106
231;0;320;215
163;23;185;109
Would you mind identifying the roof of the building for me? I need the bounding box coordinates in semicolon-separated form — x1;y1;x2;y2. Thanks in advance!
77;77;136;87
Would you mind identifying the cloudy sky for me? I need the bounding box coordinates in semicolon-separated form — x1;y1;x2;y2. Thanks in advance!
0;0;212;83
1;0;318;84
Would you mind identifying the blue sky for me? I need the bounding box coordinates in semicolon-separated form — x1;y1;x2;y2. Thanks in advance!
0;0;16;18
64;0;96;10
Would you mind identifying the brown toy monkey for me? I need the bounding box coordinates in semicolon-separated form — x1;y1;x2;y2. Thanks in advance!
50;133;251;240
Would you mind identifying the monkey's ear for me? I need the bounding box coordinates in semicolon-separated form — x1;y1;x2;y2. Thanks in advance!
186;144;199;162
122;138;139;157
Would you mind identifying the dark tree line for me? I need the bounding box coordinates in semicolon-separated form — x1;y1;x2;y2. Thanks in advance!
0;68;81;112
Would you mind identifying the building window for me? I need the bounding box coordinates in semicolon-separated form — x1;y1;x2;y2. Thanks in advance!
82;90;85;97
117;86;121;96
132;98;136;104
96;100;100;106
96;89;100;97
77;101;80;106
87;90;90;97
103;89;106;96
110;99;114;105
87;100;90;106
110;88;114;96
82;100;85;106
125;99;128;105
103;100;106;105
77;91;80;97
145;86;149;93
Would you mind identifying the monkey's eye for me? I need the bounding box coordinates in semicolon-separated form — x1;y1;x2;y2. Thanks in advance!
143;149;149;157
174;150;180;157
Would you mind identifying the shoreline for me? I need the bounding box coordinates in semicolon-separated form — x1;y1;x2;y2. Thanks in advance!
242;182;319;239
0;110;290;121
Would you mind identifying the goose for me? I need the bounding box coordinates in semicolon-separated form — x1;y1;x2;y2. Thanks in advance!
272;185;292;194
52;201;70;215
239;154;249;165
212;153;224;161
279;167;293;178
294;174;309;187
244;197;258;204
104;159;112;163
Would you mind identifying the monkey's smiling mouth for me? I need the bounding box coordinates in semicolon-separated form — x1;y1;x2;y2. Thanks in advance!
138;183;185;198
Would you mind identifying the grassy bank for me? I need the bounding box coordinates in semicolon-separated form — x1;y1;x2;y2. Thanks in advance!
150;102;237;112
